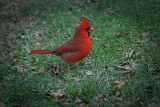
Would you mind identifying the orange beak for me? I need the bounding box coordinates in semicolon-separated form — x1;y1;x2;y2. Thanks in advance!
89;27;94;32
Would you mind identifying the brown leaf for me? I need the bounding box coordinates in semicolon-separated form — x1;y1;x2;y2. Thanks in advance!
115;81;125;89
21;65;29;69
129;49;135;58
115;65;132;71
5;39;16;46
75;98;88;106
115;33;120;36
95;96;99;102
38;66;45;73
21;57;33;61
0;56;7;61
136;50;143;56
17;66;27;72
52;65;60;75
122;32;130;36
125;52;129;58
35;42;41;46
50;90;66;100
95;94;103;102
141;32;150;37
85;71;94;76
30;66;38;70
111;81;121;85
121;70;132;74
125;75;131;80
105;10;114;16
102;44;108;47
98;71;102;78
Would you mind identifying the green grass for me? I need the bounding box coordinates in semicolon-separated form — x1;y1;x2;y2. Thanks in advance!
0;0;160;106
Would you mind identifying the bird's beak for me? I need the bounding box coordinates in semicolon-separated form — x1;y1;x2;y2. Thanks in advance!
89;27;94;32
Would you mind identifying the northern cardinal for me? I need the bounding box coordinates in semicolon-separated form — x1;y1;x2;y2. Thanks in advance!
29;17;94;72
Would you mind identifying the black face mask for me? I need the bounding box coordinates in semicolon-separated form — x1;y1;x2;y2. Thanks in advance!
86;27;91;36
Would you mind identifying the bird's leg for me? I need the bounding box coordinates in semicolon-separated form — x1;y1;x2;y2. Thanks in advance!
67;63;74;72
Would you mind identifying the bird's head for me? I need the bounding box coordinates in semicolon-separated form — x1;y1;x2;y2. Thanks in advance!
74;17;94;38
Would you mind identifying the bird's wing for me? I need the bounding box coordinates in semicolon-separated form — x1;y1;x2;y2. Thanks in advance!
53;38;81;55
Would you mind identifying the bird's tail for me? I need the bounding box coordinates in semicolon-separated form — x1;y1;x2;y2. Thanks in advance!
29;49;54;55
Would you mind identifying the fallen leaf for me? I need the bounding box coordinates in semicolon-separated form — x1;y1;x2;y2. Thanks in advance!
21;57;33;61
111;81;121;85
95;96;99;102
115;81;125;89
98;71;102;78
141;32;150;37
35;42;41;46
95;94;103;102
115;65;132;71
125;75;131;80
131;62;139;70
50;90;66;100
129;49;135;58
136;50;143;56
115;33;120;36
102;44;107;47
30;66;38;70
148;102;158;107
125;52;129;58
122;32;130;36
17;66;27;72
85;71;94;76
38;66;45;73
105;10;114;16
5;39;16;46
21;65;29;69
52;65;60;75
121;70;132;74
75;98;88;106
0;56;7;61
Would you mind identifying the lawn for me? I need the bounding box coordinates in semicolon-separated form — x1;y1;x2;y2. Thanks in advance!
0;0;160;106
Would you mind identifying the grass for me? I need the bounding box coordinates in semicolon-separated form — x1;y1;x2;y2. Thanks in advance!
0;0;160;106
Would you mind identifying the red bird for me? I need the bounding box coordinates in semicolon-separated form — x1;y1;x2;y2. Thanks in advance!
29;17;94;71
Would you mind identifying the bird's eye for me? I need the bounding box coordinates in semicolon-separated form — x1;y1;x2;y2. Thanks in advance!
86;27;90;32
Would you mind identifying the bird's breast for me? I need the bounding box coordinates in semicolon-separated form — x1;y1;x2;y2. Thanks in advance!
59;37;91;63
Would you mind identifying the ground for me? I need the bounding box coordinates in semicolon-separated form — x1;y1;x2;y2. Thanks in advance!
0;0;160;106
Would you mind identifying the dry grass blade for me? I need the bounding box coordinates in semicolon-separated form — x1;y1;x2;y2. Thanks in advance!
115;65;132;71
115;81;125;89
136;50;143;56
125;52;129;58
121;70;132;74
50;90;66;100
129;49;135;58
